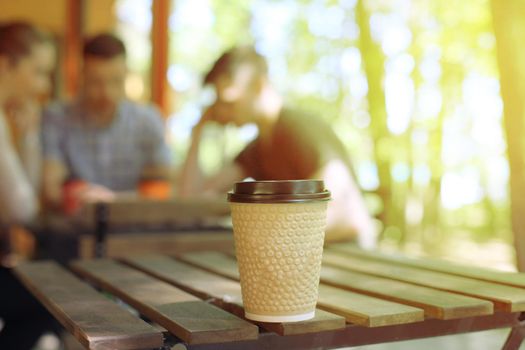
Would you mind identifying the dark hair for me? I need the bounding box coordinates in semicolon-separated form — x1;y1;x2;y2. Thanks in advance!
0;22;50;64
83;33;126;59
203;46;268;85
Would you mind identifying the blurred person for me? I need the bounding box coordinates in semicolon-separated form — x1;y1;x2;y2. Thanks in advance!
0;22;60;350
42;33;171;211
180;46;376;248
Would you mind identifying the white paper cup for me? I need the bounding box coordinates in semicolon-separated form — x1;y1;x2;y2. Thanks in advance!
228;180;330;322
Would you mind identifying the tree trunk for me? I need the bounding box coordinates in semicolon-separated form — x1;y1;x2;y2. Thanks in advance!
356;0;397;238
491;0;525;271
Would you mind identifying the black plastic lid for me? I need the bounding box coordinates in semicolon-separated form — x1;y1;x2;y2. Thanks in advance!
227;180;331;203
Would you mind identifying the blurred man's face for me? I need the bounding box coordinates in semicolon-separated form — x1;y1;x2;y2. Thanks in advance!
211;64;261;126
82;55;126;116
7;43;55;101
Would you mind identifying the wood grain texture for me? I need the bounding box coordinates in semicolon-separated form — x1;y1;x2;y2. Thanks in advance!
14;261;163;350
321;265;493;319
317;285;423;327
329;243;525;289
123;255;346;335
180;252;425;327
70;259;258;344
179;251;240;280
322;250;525;312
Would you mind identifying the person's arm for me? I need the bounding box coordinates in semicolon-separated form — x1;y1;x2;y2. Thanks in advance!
204;161;245;194
5;100;42;190
179;108;246;198
18;130;41;190
180;139;244;196
0;113;38;223
317;159;377;249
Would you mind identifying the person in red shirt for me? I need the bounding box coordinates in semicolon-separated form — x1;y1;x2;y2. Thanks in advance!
180;46;376;247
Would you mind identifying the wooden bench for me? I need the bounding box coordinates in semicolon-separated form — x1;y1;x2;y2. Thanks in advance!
13;243;525;350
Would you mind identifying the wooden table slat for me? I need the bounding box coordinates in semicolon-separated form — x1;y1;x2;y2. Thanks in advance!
123;255;346;335
321;264;494;319
181;252;426;327
180;251;240;280
328;243;525;289
317;285;424;327
70;259;258;345
323;250;525;312
14;261;163;350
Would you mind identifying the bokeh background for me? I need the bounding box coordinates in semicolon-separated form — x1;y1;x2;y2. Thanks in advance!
3;0;525;270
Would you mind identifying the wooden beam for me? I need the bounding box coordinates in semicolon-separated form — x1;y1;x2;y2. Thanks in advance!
64;0;84;98
151;0;171;116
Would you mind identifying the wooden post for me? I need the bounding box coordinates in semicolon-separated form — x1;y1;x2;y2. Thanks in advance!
64;0;84;98
151;0;171;117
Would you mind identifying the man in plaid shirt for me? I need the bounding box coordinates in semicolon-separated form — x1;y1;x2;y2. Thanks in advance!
41;33;170;208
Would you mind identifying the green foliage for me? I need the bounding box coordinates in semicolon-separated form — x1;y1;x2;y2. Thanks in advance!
140;0;512;251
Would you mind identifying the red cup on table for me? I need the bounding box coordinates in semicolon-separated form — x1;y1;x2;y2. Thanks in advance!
137;179;172;200
62;179;88;215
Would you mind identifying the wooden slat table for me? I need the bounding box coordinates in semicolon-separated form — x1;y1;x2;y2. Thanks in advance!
13;244;525;350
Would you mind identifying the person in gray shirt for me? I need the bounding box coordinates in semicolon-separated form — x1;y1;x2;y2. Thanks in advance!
42;33;171;209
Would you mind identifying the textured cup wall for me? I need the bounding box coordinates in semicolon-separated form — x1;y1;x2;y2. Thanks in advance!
230;201;328;317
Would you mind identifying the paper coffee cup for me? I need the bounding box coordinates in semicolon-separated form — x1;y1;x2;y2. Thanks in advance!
228;180;330;322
